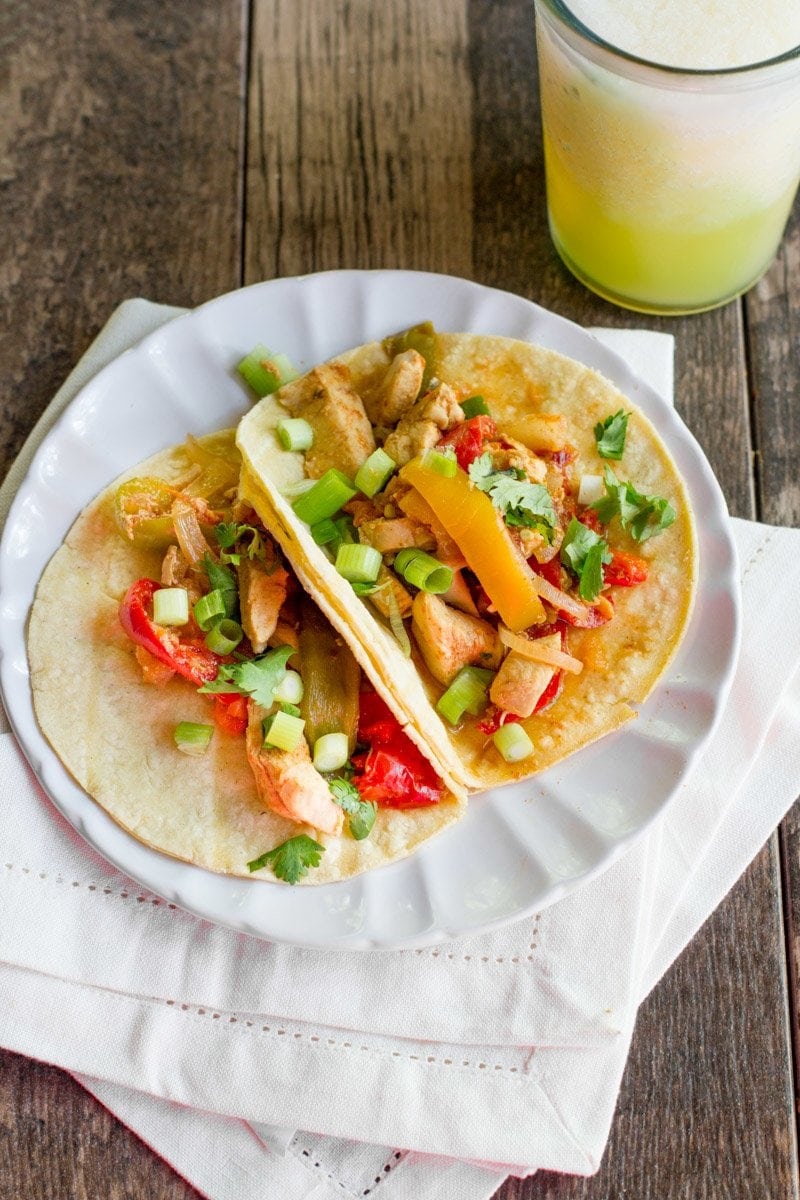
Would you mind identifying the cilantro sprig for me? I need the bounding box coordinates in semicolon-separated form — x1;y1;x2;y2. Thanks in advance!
560;518;612;601
329;777;377;841
468;453;557;534
593;410;629;460
247;834;325;883
214;521;267;566
199;644;296;706
591;467;676;543
202;552;239;619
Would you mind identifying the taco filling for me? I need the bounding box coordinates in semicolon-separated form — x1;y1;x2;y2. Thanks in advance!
28;431;463;885
237;327;697;791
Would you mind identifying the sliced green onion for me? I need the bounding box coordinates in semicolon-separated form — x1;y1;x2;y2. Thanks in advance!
355;448;397;497
237;345;299;397
173;722;214;756
460;394;490;418
384;582;412;658
262;709;306;752
393;548;453;595
335;543;382;585
310;517;340;546
313;731;350;772
276;418;314;452
436;666;495;725
292;468;357;525
281;477;318;501
153;587;189;626
420;447;457;478
493;722;534;763
335;515;355;544
193;589;227;631
204;619;243;655
272;669;304;706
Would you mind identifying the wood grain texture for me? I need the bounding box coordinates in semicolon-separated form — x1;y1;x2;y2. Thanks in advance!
245;0;473;281
0;0;246;478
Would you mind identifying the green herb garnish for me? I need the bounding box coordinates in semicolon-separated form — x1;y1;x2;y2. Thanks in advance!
560;518;612;601
468;453;556;534
329;777;377;841
247;834;325;883
202;552;239;619
199;644;296;705
591;467;676;543
593;410;629;460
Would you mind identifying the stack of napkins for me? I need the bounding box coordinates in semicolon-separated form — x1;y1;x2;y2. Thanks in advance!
1;302;797;1200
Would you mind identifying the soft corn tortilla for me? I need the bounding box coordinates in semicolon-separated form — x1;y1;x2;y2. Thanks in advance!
27;434;465;883
237;333;698;792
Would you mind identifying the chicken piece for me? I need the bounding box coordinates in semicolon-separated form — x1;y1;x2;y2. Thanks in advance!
246;700;344;835
486;437;548;484
382;382;464;466
238;559;290;653
365;349;426;428
278;362;375;479
160;544;204;606
368;565;413;621
397;487;466;568
358;516;435;555
344;497;382;527
489;637;559;718
411;592;503;686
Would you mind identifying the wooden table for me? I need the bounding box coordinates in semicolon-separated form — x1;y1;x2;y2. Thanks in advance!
1;2;798;1196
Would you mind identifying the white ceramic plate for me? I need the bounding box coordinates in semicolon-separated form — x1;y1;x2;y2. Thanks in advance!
0;271;740;950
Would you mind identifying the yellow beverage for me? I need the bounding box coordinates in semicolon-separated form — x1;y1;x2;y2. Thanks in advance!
534;1;800;313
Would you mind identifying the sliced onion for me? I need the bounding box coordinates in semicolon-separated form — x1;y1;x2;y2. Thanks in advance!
498;626;583;674
171;497;213;565
530;572;591;621
384;580;411;657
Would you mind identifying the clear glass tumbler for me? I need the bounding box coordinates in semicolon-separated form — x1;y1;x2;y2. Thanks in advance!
534;0;800;314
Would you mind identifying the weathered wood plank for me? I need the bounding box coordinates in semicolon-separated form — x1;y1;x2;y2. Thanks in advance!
245;0;473;281
0;0;246;480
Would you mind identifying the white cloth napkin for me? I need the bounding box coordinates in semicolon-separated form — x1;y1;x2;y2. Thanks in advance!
1;301;798;1200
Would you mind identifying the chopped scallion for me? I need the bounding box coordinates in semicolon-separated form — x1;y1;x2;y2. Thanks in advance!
355;448;397;497
493;722;534;763
173;722;214;756
393;548;453;595
153;587;189;626
420;447;457;478
292;468;357;525
310;517;340;546
460;395;490;418
272;669;304;706
436;666;495;725
313;731;350;773
335;543;382;585
262;709;306;752
237;345;299;397
276;418;314;452
193;589;227;631
204;619;243;655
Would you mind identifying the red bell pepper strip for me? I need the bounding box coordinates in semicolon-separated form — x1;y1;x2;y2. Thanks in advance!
353;692;442;808
119;579;220;685
438;415;497;470
603;550;649;587
213;693;249;736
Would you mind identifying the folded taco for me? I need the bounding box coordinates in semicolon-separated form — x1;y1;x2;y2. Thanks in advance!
236;328;697;793
27;431;465;885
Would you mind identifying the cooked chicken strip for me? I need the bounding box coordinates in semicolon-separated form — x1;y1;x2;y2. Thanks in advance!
365;349;426;428
358;516;436;554
238;559;290;653
411;592;503;686
489;639;559;718
382;382;464;466
278;362;375;478
245;700;344;835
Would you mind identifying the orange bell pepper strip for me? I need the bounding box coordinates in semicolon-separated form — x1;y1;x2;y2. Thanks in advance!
400;458;547;632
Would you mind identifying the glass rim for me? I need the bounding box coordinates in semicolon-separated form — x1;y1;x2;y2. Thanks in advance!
537;0;800;79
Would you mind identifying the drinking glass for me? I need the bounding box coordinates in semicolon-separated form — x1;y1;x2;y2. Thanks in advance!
534;0;800;313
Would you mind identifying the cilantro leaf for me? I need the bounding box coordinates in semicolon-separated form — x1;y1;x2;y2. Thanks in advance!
215;521;267;564
202;552;239;619
199;644;296;705
247;834;325;883
468;454;557;532
215;521;242;550
594;410;629;460
560;518;612;601
329;777;377;841
591;468;676;543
